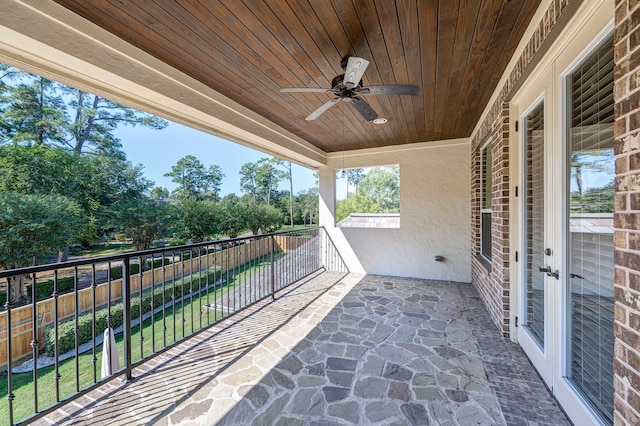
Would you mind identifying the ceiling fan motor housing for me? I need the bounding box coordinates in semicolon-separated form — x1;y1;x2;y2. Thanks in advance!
331;74;363;95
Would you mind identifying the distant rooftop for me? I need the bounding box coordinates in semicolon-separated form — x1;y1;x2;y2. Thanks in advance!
570;213;613;234
337;213;400;229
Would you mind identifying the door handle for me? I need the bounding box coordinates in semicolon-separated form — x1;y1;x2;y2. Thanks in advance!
538;266;559;280
570;273;584;279
538;266;551;274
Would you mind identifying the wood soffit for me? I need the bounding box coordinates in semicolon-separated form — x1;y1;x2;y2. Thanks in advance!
52;0;541;153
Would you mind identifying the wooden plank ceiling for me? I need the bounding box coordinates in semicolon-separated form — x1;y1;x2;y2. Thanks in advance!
53;0;540;153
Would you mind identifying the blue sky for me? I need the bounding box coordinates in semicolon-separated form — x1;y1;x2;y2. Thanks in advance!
115;121;317;197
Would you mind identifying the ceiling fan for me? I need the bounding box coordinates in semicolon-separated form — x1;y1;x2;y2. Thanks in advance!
280;56;420;122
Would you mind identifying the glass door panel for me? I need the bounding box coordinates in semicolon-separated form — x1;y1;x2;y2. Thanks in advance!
523;102;546;348
566;35;615;424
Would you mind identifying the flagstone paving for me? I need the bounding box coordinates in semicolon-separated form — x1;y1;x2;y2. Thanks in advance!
34;272;570;425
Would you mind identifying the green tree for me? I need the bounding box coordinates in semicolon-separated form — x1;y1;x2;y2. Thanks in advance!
256;158;284;205
0;192;84;303
336;193;380;222
0;76;68;145
275;159;295;227
62;87;167;155
341;168;365;198
219;198;247;238
244;204;283;235
103;197;170;251
0;144;153;244
151;186;170;200
295;188;319;225
239;161;259;206
570;182;615;213
174;199;220;243
358;166;400;211
0;65;168;155
165;155;224;201
571;151;614;196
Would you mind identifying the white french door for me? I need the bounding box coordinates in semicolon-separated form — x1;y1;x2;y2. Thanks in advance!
515;80;557;386
511;15;615;425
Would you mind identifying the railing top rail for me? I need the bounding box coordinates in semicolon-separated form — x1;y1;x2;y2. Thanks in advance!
0;227;321;279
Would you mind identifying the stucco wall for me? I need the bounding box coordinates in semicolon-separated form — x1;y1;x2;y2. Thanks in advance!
319;140;471;282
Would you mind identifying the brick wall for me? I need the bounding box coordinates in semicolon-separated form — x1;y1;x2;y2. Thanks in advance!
470;0;573;336
471;104;511;336
613;1;640;424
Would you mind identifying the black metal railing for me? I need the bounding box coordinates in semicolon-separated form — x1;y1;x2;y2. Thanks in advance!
0;226;347;425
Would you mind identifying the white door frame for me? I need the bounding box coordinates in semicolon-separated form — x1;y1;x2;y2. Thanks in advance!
508;2;615;423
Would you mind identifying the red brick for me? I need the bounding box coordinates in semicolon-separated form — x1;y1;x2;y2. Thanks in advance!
617;267;628;286
616;302;629;323
630;271;640;291
617;193;629;211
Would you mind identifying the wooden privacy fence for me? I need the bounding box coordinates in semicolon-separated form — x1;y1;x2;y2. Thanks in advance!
0;237;298;367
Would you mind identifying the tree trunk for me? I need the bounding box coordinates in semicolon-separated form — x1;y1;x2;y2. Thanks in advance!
288;164;294;227
38;78;45;145
8;275;26;305
74;93;100;154
575;164;583;197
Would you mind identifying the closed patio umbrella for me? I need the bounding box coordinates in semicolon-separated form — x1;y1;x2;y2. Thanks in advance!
100;327;120;379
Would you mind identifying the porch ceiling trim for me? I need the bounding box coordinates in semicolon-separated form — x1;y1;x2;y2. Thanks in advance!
325;137;470;162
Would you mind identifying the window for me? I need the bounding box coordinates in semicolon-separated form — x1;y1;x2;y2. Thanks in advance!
480;140;492;260
335;165;400;228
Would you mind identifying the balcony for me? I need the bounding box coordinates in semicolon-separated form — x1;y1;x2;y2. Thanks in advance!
1;229;569;425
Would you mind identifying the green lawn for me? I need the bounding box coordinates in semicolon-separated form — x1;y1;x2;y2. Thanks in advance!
78;226;315;258
0;252;283;424
77;241;166;257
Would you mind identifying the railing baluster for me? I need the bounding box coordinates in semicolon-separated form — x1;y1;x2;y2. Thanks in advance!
226;248;230;315
213;245;218;322
53;270;61;402
162;254;166;348
6;276;15;426
31;270;38;414
151;255;156;353
244;242;248;306
106;261;112;370
181;251;185;339
122;257;132;382
198;248;203;330
205;246;210;326
172;251;176;344
227;248;236;315
139;255;144;361
235;246;240;312
270;235;275;300
221;246;225;318
93;264;99;383
74;267;80;392
189;250;194;334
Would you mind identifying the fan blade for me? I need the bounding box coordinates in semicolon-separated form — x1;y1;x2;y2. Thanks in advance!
344;57;369;89
306;98;340;120
359;85;420;96
350;96;378;121
280;87;335;93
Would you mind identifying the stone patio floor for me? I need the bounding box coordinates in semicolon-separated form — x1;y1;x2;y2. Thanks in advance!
34;272;571;425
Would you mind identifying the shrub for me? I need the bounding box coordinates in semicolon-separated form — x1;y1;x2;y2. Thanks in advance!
25;258;172;303
26;276;75;301
44;268;220;356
